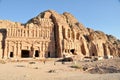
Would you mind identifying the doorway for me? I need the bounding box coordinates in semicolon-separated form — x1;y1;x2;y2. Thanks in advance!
92;53;95;56
10;52;14;58
35;50;39;57
70;49;75;54
21;50;30;58
48;52;50;57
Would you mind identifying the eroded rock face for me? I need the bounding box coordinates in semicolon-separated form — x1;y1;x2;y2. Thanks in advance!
0;10;120;59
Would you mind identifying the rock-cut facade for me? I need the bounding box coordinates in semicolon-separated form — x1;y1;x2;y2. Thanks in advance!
0;10;120;59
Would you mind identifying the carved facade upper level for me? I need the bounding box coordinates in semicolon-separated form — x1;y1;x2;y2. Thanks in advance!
0;19;54;40
6;26;54;39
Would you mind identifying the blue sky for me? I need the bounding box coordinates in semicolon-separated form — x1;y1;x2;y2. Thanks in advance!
0;0;120;39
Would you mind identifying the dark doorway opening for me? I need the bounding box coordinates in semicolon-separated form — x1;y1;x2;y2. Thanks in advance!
92;53;95;56
70;49;76;55
21;50;30;58
70;49;75;53
10;52;13;58
48;52;50;57
35;50;39;57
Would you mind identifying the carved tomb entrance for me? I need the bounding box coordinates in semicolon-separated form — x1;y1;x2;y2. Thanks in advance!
35;50;39;57
21;50;30;58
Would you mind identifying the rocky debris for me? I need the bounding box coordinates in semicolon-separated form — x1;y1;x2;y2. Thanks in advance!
29;62;36;64
33;67;39;69
79;58;120;74
88;65;120;74
48;69;56;73
16;65;25;67
70;58;120;74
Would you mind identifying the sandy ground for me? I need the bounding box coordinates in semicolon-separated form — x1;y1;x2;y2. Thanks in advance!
0;58;120;80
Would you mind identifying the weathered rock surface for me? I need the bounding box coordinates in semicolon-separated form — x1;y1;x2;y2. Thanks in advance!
0;10;120;59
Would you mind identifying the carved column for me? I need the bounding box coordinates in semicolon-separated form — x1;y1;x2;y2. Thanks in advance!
43;30;45;39
27;29;29;37
13;44;17;58
39;29;40;38
36;29;39;38
42;31;43;39
28;29;30;37
32;29;34;37
14;28;16;37
39;42;41;51
45;30;47;39
38;47;40;58
42;42;45;58
22;29;24;37
32;47;35;58
20;29;22;37
10;28;12;37
25;29;27;37
6;29;9;37
19;29;21;37
16;29;19;37
35;29;37;38
8;28;11;37
47;30;49;38
40;29;42;38
34;29;37;38
74;32;76;40
17;42;21;59
3;41;8;59
39;42;42;58
7;41;10;58
29;29;32;37
12;28;14;37
0;38;3;59
42;42;44;51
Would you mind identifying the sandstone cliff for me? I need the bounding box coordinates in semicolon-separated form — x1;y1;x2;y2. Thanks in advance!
0;10;120;59
26;10;120;58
